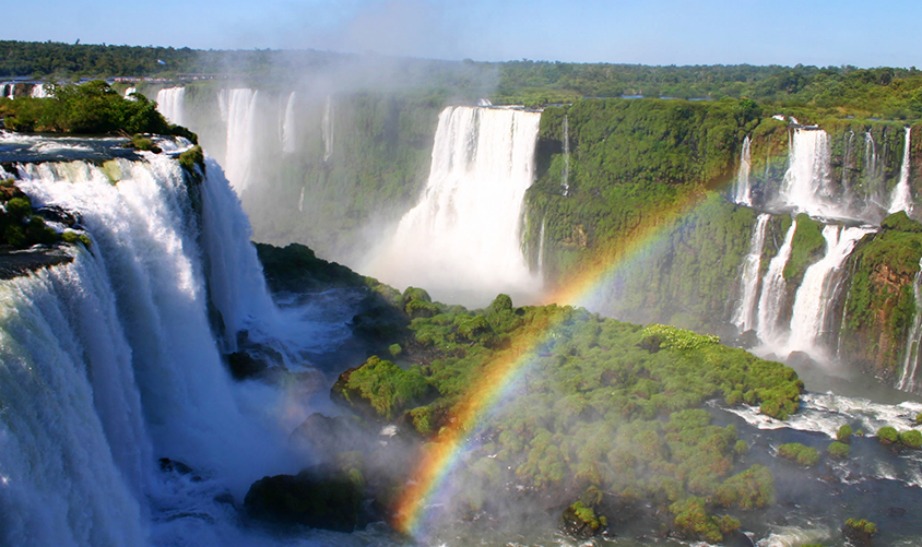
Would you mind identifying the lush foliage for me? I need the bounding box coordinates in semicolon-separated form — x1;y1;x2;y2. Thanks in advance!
0;80;191;137
841;214;922;377
332;292;802;542
0;183;63;249
777;442;821;467
784;214;825;281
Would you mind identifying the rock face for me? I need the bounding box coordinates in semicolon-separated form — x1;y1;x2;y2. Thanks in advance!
243;467;364;532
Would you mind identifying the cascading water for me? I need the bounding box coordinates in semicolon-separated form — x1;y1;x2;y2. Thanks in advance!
732;213;770;332
733;135;753;206
898;258;922;392
30;83;48;98
756;220;797;345
780;129;838;217
888;127;913;214
322;95;334;163
124;86;137;99
561;115;570;196
1;148;312;545
369;106;543;305
221;88;259;193
281;91;297;154
786;225;873;357
155;86;186;126
0;253;150;546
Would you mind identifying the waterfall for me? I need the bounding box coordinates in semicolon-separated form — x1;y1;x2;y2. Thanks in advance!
123;86;137;99
888;127;913;214
0;253;149;546
787;225;873;356
898;259;922;392
780;129;837;217
732;213;770;332
370;106;543;305
322;95;334;163
733;135;753;206
281;91;297;154
2;148;301;544
30;83;48;98
561;115;570;196
756;220;797;345
155;87;186;126
222;88;259;193
865;131;878;180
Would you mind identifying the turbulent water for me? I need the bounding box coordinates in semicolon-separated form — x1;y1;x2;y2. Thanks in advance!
368;106;543;306
0;141;363;546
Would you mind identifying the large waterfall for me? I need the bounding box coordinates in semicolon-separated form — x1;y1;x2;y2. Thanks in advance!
756;220;797;345
779;129;838;217
369;106;543;305
0;147;314;545
786;225;873;356
155;87;186;126
219;88;259;193
732;213;770;332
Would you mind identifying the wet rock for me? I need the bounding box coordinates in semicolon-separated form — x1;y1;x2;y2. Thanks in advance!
244;467;364;532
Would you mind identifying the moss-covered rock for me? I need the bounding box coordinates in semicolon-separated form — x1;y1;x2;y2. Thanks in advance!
243;467;364;532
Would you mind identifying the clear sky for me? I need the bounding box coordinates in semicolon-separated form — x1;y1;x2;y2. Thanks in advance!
5;0;921;68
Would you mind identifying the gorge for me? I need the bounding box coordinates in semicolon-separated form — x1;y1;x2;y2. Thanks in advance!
4;73;922;545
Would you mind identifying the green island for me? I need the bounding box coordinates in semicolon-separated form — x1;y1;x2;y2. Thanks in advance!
248;244;804;544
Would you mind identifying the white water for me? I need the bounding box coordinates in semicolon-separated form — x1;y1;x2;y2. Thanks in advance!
124;86;138;99
322;95;334;163
889;127;913;214
898;258;922;392
221;88;259;193
786;225;873;358
156;87;186;127
1;151;335;545
281;92;298;154
0;253;149;546
561;115;570;196
779;129;838;217
733;135;753;206
865;131;878;181
30;83;48;98
756;220;797;345
733;213;770;332
369;106;543;305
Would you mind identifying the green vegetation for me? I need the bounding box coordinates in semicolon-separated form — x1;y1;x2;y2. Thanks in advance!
0;80;194;138
332;291;802;542
561;500;607;537
784;214;826;281
0;184;61;249
843;518;878;545
777;442;821;466
877;425;899;444
827;441;850;459
837;424;853;442
841;214;922;378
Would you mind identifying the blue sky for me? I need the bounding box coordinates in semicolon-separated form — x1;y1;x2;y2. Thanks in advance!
6;0;921;67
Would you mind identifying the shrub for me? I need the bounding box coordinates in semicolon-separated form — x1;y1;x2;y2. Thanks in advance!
827;441;850;459
777;442;820;467
836;424;853;443
877;425;899;444
899;429;922;448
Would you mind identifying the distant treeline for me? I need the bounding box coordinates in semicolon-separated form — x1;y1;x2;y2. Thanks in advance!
4;40;922;118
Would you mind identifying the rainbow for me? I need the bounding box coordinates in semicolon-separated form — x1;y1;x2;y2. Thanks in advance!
392;185;717;538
